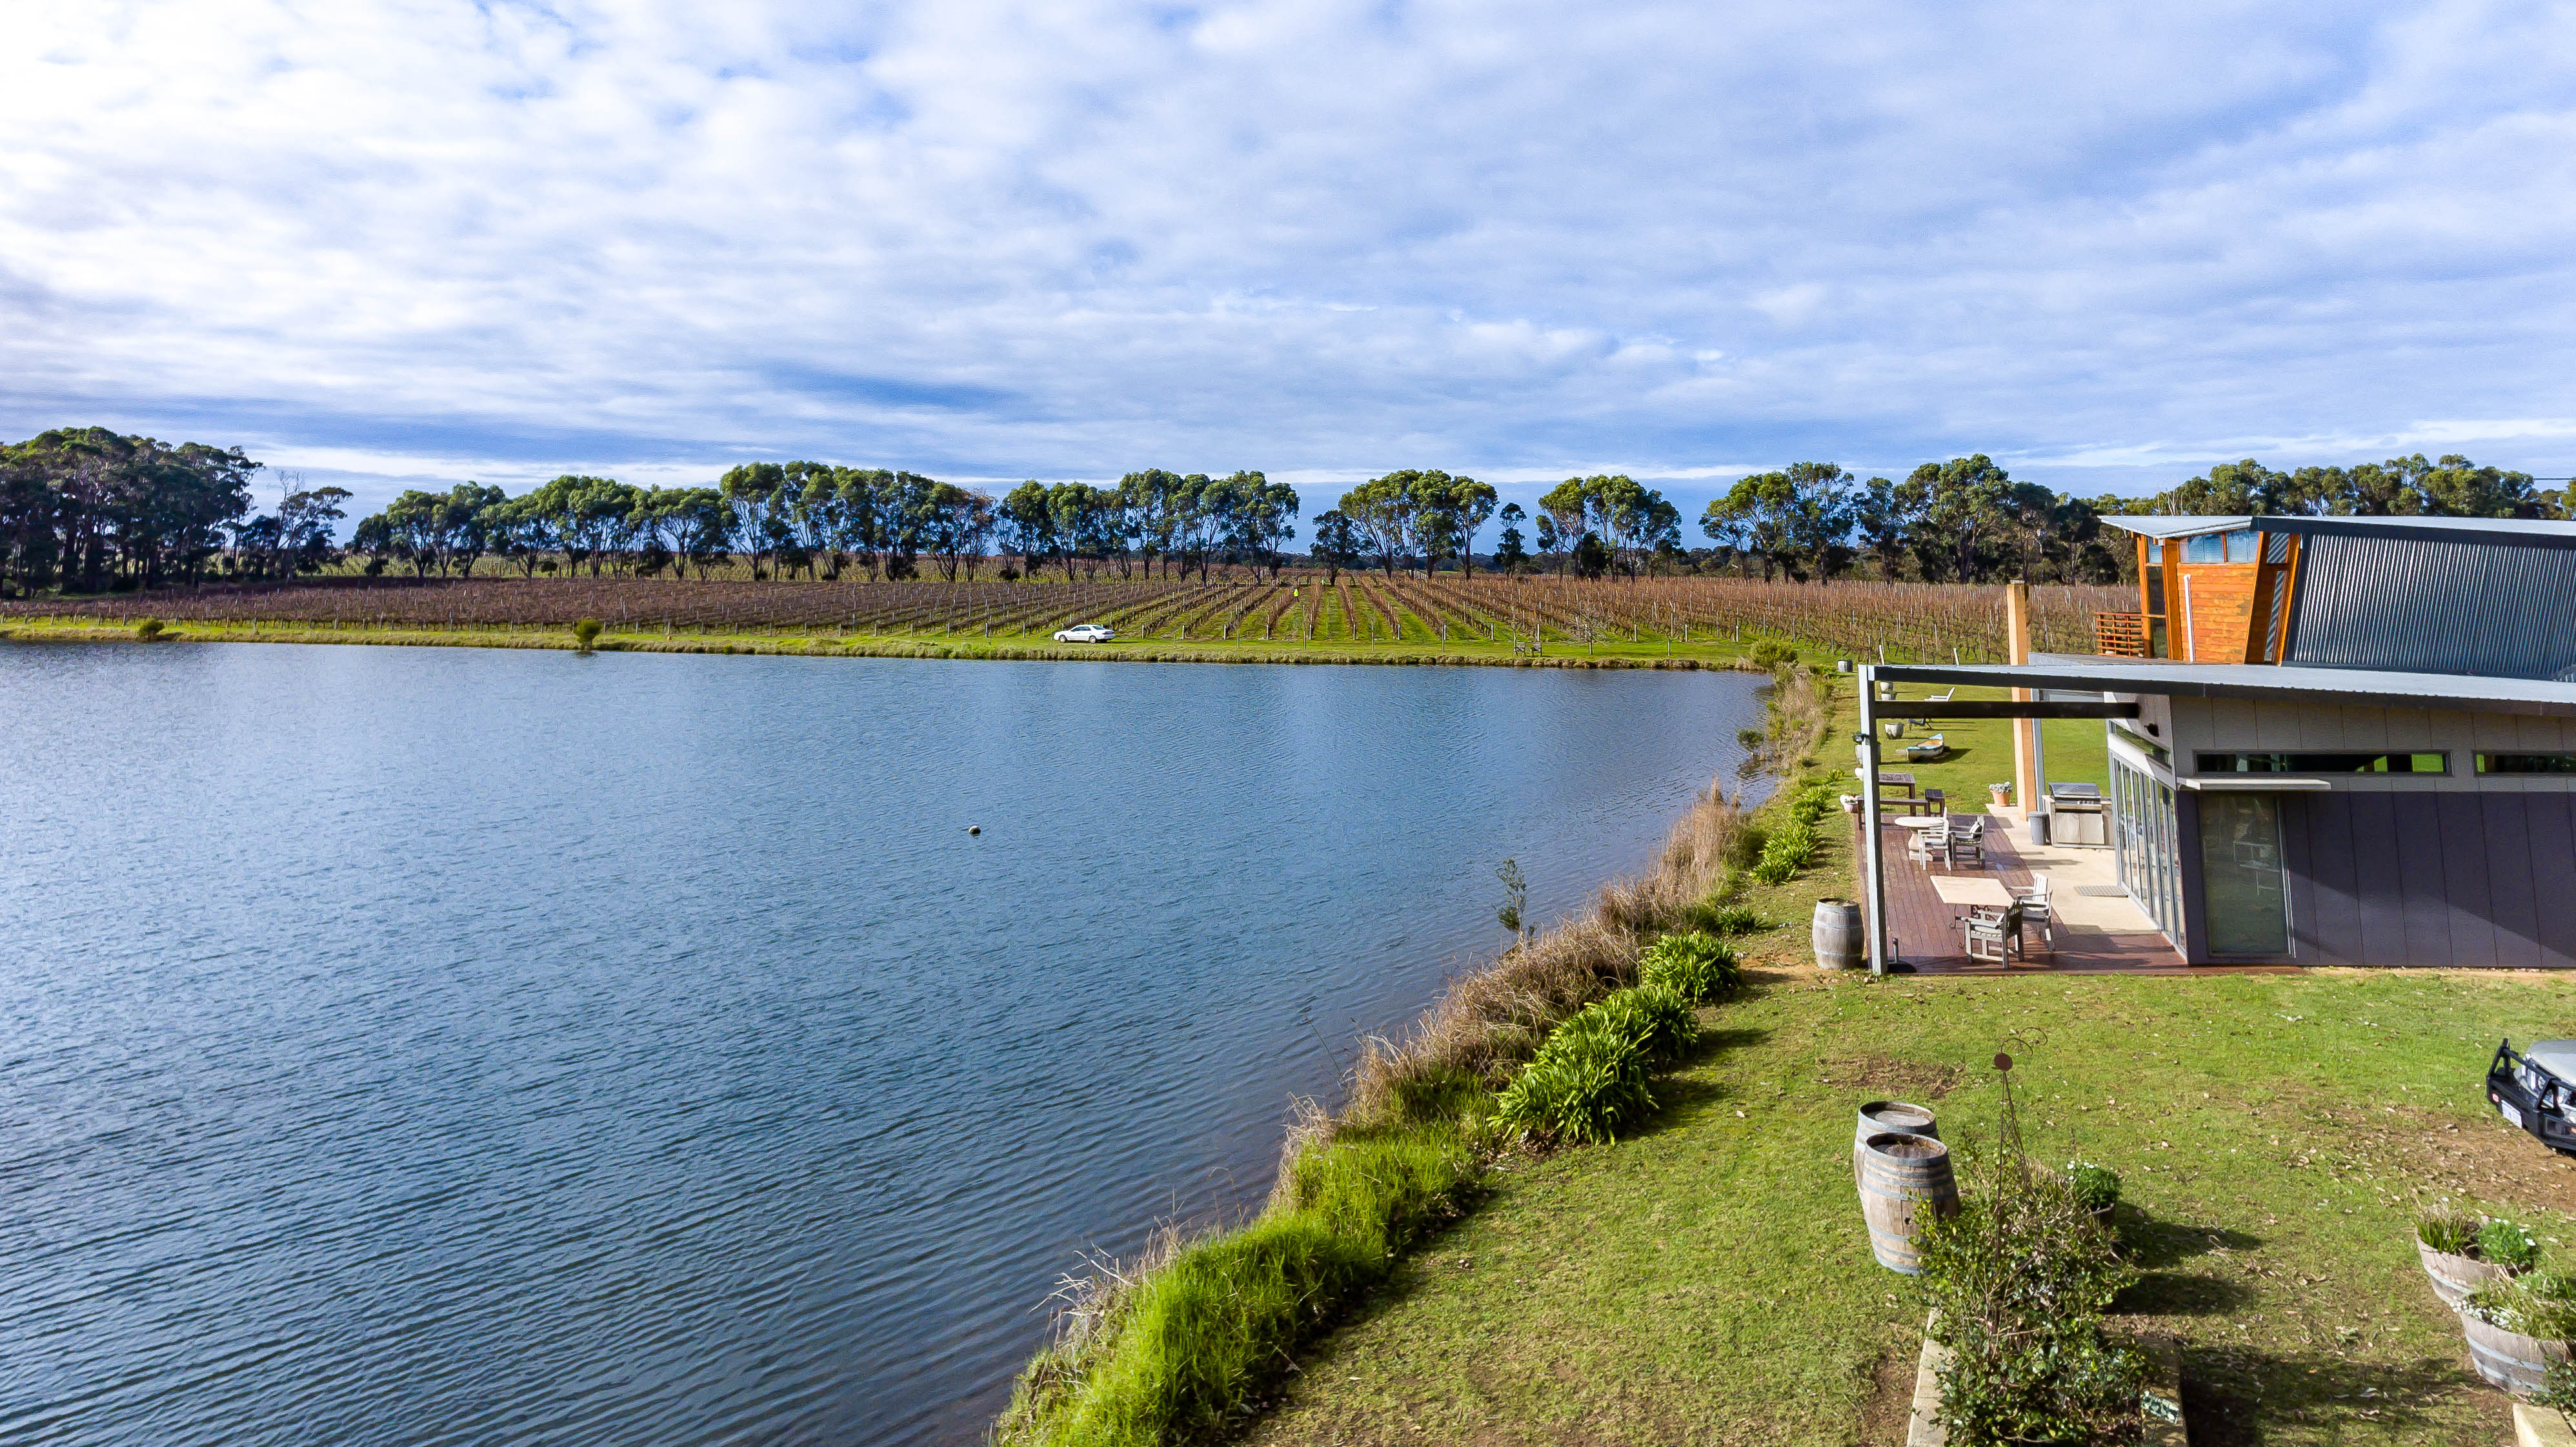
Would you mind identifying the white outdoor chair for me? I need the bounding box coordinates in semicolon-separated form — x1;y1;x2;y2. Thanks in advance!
1909;688;1956;727
1908;820;1951;865
1963;903;2023;964
1945;815;1987;867
2011;875;2055;956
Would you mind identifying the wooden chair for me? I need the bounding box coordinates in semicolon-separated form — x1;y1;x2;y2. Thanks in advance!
1908;688;1956;727
1963;903;2024;964
1907;820;1951;865
2011;875;2055;956
1945;815;1987;867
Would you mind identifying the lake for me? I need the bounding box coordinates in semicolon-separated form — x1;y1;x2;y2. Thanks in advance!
0;644;1763;1445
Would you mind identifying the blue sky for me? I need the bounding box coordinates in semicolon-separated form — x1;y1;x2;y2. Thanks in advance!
7;1;2576;534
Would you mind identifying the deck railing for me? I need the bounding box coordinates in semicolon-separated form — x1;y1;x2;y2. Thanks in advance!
2093;611;2149;658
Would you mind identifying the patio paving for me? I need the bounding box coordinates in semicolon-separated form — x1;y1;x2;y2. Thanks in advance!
1855;807;2252;975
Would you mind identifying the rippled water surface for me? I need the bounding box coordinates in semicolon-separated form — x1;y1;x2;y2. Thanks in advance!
0;644;1762;1445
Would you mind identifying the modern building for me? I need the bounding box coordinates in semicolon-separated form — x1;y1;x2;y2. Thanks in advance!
1857;514;2576;969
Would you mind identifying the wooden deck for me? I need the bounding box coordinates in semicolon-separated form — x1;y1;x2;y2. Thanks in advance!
1859;815;2219;975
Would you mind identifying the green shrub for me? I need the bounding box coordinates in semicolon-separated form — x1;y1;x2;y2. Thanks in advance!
1591;984;1699;1060
1920;1162;2142;1446
1638;931;1743;1002
2065;1161;2121;1213
1724;824;1770;872
1752;822;1815;884
573;618;604;647
2538;1358;2576;1412
2418;1207;2481;1256
1748;638;1797;669
134;618;163;641
1494;1006;1655;1146
2482;1219;2544;1272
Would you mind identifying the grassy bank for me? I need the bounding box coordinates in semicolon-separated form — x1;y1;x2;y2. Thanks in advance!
1218;676;2569;1446
1236;958;2562;1446
994;669;1842;1445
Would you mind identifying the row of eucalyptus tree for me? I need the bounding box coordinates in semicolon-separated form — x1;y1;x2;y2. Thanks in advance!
350;465;1002;582
994;469;1301;581
0;427;289;594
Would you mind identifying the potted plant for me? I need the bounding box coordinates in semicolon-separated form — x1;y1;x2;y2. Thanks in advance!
2460;1271;2576;1397
2418;1209;2536;1309
2068;1160;2122;1230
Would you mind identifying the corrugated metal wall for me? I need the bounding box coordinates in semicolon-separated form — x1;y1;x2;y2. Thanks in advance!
2289;532;2576;679
2281;791;2576;967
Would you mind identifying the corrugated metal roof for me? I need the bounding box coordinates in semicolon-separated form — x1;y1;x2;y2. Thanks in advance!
2288;529;2576;680
2098;515;2251;539
1867;655;2576;717
2100;512;2576;550
2266;514;2576;550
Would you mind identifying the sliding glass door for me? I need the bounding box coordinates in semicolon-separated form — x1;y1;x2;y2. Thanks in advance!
2110;758;2182;944
2195;792;2289;956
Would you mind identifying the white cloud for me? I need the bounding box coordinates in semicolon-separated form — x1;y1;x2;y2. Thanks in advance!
6;0;2576;522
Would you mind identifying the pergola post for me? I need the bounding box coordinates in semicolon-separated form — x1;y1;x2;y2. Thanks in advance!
1858;666;1887;976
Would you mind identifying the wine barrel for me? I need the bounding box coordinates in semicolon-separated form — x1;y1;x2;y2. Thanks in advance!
1852;1100;1938;1182
2463;1312;2570;1396
1813;899;1864;971
2417;1240;2505;1309
1858;1131;1959;1275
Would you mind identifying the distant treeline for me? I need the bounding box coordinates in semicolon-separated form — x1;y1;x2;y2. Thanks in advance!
1;424;2555;596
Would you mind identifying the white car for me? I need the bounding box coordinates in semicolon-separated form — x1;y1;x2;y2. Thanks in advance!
1053;623;1116;643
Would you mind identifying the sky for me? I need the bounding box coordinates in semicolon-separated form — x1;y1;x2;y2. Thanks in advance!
7;0;2576;533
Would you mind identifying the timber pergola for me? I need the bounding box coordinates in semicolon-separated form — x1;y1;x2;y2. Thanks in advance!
1852;669;2138;976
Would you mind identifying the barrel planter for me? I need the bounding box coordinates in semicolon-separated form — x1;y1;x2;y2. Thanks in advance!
1853;1100;1938;1182
2462;1312;2571;1397
1813;899;1864;971
1858;1131;1959;1275
2419;1239;2507;1310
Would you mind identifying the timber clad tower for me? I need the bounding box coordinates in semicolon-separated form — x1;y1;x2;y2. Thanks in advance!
1862;515;2576;969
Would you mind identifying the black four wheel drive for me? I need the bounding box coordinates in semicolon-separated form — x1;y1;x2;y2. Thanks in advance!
2487;1039;2576;1157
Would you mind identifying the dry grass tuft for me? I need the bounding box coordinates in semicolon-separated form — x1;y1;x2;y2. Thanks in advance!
1349;778;1746;1124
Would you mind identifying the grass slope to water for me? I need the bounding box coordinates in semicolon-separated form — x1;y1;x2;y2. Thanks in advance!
1233;676;2573;1446
1239;957;2570;1447
995;671;1839;1446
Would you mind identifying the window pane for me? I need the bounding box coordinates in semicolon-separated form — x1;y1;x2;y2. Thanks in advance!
2198;793;2288;956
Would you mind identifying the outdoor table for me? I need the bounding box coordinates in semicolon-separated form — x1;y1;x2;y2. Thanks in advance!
1927;875;2013;907
1853;769;1917;798
1892;815;1945;831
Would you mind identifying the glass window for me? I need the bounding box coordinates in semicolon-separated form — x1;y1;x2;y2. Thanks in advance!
2195;752;2446;774
2479;754;2576;774
2111;720;2169;764
2197;793;2289;956
2184;532;2224;563
2111;756;2182;946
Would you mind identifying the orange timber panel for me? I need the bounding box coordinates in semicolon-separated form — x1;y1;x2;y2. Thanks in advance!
2177;563;2258;662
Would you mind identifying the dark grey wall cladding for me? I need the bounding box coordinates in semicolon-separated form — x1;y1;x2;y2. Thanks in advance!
2289;532;2576;680
2286;792;2576;967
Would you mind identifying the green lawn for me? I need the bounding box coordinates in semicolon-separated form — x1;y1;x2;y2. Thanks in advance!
1241;955;2571;1446
1862;678;2113;809
1233;730;2576;1447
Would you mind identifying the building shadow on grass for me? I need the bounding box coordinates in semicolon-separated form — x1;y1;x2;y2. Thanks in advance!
2179;1348;2479;1447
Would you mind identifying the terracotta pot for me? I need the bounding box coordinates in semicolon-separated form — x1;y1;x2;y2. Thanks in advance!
2419;1239;2506;1310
